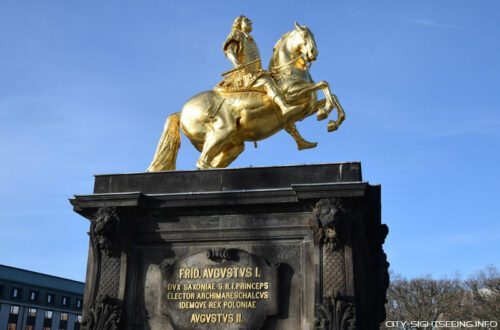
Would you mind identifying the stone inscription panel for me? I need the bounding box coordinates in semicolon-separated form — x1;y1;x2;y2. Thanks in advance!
161;248;279;330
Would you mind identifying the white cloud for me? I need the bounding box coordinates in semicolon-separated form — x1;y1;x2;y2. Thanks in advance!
411;19;462;30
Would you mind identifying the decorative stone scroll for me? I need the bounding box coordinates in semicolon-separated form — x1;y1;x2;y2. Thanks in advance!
314;292;356;330
82;295;122;330
161;249;279;330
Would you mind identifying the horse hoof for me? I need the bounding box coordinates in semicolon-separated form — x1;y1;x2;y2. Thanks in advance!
196;160;211;170
298;141;318;150
327;121;338;132
317;109;327;121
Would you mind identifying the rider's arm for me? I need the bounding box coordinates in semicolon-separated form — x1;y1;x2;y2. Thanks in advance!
224;41;240;67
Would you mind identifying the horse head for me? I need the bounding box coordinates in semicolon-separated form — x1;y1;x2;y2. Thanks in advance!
292;22;318;62
270;22;318;71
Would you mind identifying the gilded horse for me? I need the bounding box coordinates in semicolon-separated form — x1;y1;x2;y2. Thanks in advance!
147;23;345;170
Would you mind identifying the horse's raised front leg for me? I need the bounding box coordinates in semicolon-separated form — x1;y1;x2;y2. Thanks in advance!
313;98;346;132
326;94;346;132
291;81;334;121
285;123;317;150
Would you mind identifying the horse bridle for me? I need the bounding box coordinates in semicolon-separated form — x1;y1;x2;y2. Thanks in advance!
270;54;311;73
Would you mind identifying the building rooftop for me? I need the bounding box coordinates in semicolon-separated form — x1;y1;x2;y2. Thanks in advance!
0;264;84;294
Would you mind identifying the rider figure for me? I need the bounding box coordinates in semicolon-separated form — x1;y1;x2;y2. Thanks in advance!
222;15;300;116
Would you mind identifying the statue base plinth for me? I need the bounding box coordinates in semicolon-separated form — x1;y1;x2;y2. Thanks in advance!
71;162;389;330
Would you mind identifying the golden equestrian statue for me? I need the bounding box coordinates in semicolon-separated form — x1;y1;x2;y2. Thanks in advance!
147;15;345;170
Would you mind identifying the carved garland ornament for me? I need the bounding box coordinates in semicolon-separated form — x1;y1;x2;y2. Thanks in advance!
311;199;356;330
84;207;124;330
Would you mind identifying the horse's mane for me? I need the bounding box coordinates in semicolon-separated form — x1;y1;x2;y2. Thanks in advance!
269;31;292;69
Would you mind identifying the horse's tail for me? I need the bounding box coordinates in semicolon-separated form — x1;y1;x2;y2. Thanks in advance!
147;112;181;172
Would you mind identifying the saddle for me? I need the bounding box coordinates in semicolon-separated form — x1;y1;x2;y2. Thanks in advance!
214;67;269;93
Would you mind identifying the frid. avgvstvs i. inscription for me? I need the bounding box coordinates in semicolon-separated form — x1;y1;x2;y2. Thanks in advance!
161;248;279;330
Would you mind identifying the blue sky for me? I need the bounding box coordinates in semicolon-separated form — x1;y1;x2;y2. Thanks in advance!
0;1;498;282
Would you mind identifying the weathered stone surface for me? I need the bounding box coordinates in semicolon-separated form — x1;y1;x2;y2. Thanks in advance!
70;162;389;330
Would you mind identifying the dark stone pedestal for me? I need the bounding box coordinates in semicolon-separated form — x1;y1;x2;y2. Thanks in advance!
70;162;389;330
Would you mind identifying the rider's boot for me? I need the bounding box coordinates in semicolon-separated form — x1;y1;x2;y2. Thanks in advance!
262;79;301;117
273;95;302;117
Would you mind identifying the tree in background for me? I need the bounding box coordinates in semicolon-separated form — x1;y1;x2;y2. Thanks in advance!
384;266;499;329
385;273;463;328
461;265;500;322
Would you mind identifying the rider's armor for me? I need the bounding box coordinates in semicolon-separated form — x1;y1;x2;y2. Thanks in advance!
216;24;301;117
216;29;268;91
225;30;261;71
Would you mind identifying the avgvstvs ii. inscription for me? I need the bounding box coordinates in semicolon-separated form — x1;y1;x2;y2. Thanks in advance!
162;249;279;330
